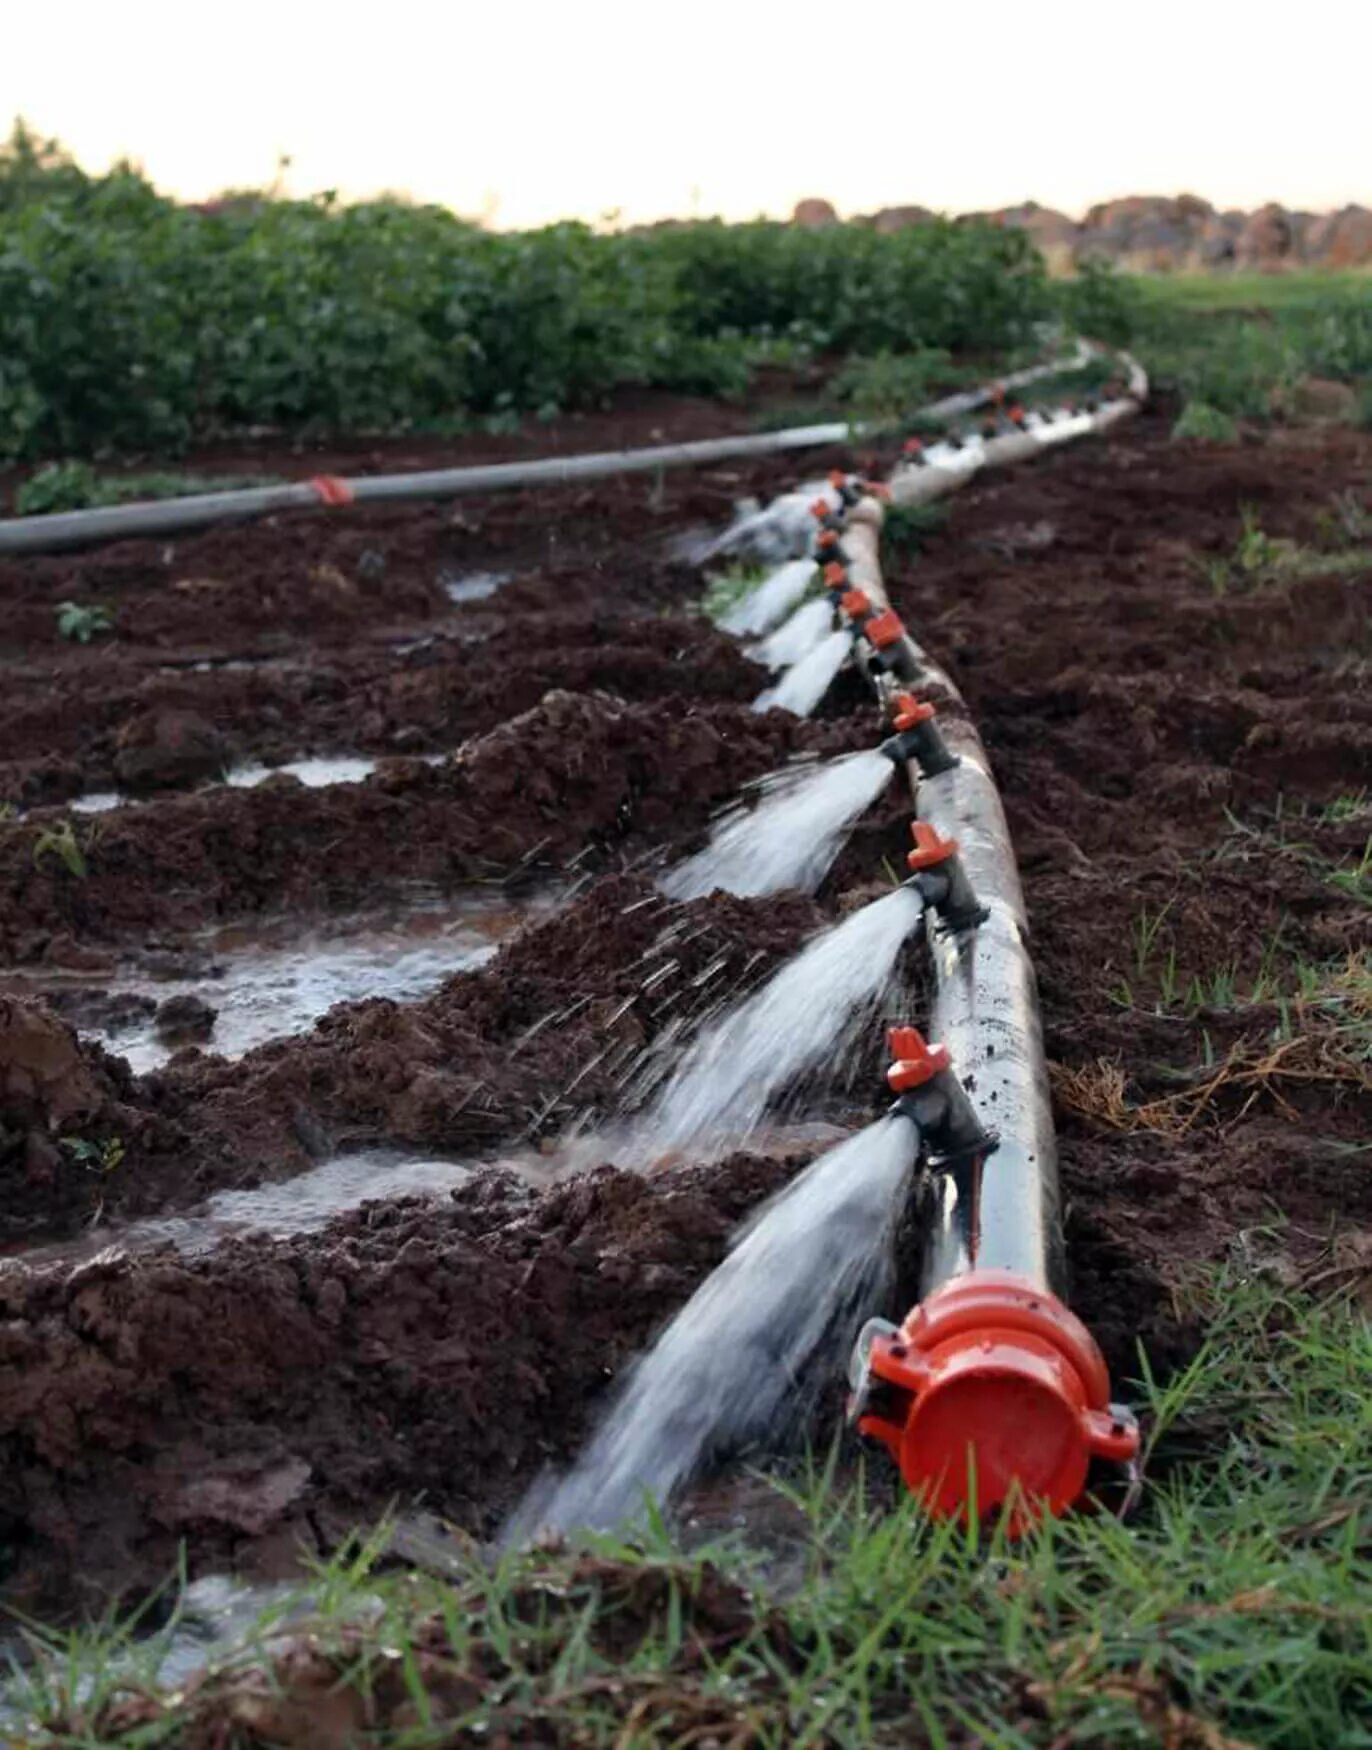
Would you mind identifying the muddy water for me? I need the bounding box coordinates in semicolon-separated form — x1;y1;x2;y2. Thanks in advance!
442;567;512;604
5;1148;482;1273
513;1115;918;1537
660;750;895;902
84;891;549;1074
66;750;422;816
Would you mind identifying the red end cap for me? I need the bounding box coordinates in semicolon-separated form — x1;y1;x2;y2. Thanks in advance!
810;497;833;520
887;1026;951;1091
840;588;871;620
864;608;905;650
856;1270;1138;1532
816;528;840;551
907;819;958;870
1007;404;1025;425
902;436;924;455
823;560;848;588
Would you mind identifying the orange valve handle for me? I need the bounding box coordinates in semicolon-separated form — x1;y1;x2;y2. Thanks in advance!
823;560;849;589
852;1269;1139;1532
887;1025;951;1091
863;608;906;650
810;496;834;520
902;436;924;456
893;695;935;731
840;588;872;621
907;819;958;871
816;528;841;552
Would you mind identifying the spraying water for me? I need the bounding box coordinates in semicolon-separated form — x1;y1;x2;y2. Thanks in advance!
515;1115;918;1536
753;628;852;717
660;750;895;902
707;479;838;563
719;559;818;638
635;886;922;1162
750;596;833;671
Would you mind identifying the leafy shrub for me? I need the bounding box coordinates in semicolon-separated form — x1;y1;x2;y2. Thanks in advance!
1172;401;1239;443
828;349;956;425
1054;258;1142;346
17;460;279;515
0;124;1049;461
55;601;113;642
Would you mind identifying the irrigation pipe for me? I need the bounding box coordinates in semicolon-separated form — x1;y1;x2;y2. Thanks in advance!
0;343;1100;557
725;350;1149;1522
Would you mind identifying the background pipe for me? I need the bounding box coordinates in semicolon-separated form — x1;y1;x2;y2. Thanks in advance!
0;342;1111;557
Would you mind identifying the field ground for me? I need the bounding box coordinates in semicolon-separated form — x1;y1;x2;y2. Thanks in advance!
0;285;1370;1740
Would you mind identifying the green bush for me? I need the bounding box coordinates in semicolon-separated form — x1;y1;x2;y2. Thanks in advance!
1172;400;1240;443
0;122;1049;461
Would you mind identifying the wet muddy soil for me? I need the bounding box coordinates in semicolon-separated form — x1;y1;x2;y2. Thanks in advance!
1;403;1369;1614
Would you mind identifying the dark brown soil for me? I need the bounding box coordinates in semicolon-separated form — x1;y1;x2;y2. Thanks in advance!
1;402;1369;1616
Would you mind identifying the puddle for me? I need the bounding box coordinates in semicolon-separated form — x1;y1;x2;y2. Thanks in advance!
83;890;551;1074
55;750;451;818
442;568;512;604
2;1147;493;1275
225;753;380;789
0;1575;322;1734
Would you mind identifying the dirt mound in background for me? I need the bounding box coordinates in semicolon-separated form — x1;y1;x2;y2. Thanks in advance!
0;690;859;961
0;1149;803;1614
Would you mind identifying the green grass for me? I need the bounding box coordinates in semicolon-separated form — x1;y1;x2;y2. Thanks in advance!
9;1279;1370;1746
1116;271;1372;425
14;460;284;516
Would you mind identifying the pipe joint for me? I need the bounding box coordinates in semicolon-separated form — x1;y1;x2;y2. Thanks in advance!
847;1270;1140;1531
880;693;959;778
886;1026;996;1172
904;822;988;933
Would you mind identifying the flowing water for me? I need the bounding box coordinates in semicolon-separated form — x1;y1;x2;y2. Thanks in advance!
514;1115;918;1536
753;628;852;717
749;596;833;671
660;750;895;902
63;750;450;816
2;1149;483;1274
632;887;923;1162
707;480;838;563
80;892;547;1074
718;559;817;638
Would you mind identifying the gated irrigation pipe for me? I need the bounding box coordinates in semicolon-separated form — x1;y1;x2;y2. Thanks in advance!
0;343;1101;557
753;355;1148;1523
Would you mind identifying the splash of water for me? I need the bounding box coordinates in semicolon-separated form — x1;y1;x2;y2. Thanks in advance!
515;1115;918;1537
753;628;852;717
718;559;817;638
707;479;838;563
749;596;833;671
660;750;895;902
635;886;922;1162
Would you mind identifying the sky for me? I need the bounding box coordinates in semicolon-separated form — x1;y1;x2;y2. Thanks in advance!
5;0;1370;228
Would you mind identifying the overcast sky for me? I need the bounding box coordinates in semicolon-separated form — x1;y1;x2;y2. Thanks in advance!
6;0;1370;226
